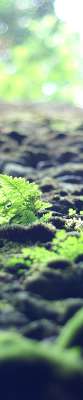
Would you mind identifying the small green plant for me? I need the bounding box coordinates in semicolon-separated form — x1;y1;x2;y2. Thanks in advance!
0;174;51;225
52;229;83;261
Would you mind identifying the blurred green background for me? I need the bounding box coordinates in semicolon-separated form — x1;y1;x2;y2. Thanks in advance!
0;0;82;104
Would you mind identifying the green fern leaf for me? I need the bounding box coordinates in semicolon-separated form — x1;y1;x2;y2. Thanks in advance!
0;174;51;225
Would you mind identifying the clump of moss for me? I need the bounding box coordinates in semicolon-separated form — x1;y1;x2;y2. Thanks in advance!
1;228;83;274
0;174;51;225
3;245;55;273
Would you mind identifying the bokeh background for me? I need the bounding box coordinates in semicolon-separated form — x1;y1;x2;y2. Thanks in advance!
0;0;82;105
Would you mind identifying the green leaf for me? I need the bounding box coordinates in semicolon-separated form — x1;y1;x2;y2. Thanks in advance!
0;174;51;226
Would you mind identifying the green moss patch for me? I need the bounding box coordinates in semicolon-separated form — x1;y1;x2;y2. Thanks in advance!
0;229;83;278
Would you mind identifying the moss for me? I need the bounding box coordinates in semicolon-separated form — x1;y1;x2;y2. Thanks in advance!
0;311;83;377
0;174;51;225
0;244;56;274
0;222;55;243
0;174;83;273
0;228;83;273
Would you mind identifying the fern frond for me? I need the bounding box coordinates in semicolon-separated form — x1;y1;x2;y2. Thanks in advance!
0;174;51;225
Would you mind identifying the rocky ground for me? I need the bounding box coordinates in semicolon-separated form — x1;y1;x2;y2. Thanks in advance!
0;102;83;399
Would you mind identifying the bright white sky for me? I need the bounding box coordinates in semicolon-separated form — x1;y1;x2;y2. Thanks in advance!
55;0;83;36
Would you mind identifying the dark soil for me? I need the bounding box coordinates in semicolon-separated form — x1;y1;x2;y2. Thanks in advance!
0;102;83;399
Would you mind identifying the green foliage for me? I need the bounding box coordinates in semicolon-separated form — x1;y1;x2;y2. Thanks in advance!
0;174;51;225
0;0;81;103
52;229;83;261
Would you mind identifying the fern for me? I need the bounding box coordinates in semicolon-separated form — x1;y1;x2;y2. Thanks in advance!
0;174;51;225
